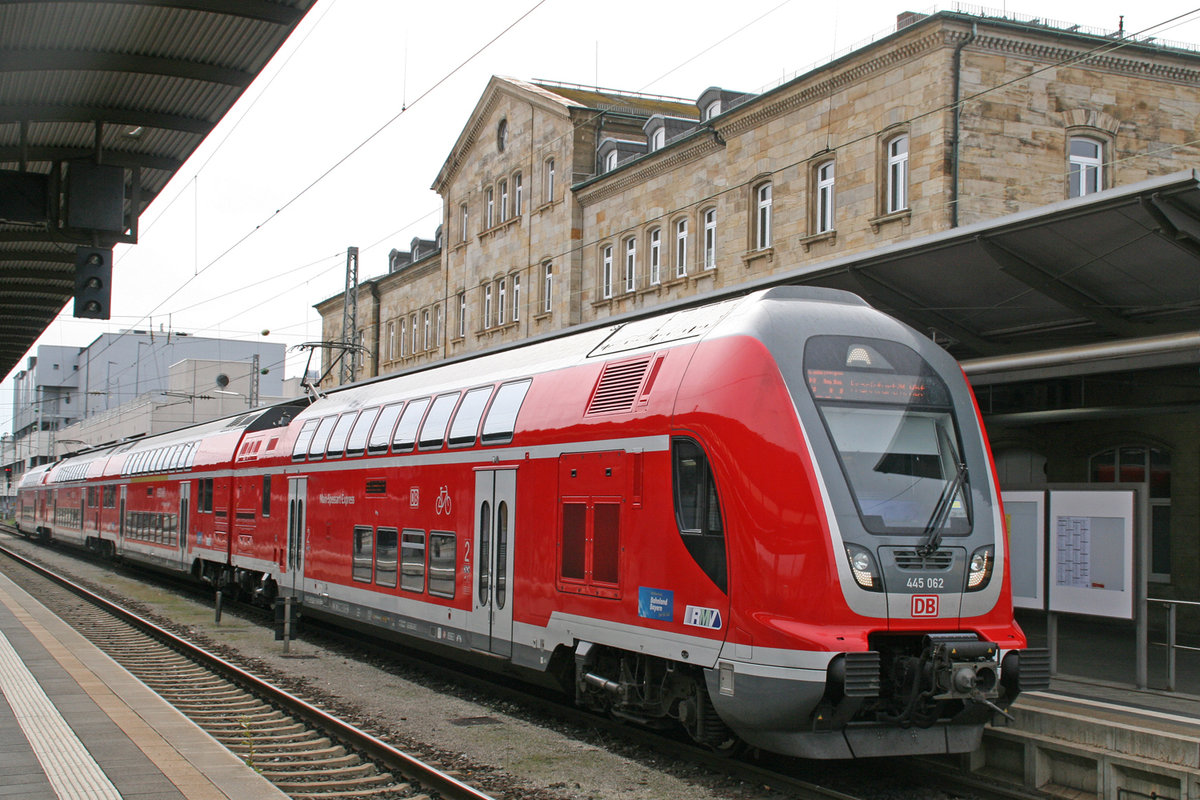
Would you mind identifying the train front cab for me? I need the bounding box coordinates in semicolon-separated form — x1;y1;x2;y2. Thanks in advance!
696;291;1048;758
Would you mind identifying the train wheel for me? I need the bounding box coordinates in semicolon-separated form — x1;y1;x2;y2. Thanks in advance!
678;679;739;754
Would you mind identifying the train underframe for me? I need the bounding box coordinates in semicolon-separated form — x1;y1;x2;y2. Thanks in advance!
191;559;279;606
572;641;738;751
570;633;1049;756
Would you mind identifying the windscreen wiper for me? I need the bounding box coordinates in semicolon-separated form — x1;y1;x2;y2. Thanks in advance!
919;460;967;557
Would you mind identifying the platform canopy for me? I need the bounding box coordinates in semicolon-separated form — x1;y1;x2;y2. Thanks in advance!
766;171;1200;376
0;0;318;379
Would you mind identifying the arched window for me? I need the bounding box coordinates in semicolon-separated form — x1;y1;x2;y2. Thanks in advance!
754;182;772;250
1068;136;1104;198
624;236;637;293
1090;444;1171;579
703;208;717;269
601;244;613;299
815;160;835;233
885;135;908;213
674;218;688;278
648;228;662;285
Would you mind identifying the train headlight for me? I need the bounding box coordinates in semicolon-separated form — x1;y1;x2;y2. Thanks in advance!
845;544;883;592
966;545;994;591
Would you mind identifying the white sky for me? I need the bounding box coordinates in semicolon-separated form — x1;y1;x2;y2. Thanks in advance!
4;0;1199;433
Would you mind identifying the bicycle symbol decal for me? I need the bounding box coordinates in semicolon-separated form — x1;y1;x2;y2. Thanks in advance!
435;486;452;515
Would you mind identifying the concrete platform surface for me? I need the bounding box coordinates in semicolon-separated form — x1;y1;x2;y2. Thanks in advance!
0;570;288;800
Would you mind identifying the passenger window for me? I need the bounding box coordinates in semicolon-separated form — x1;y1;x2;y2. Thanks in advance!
561;503;586;580
428;531;456;598
392;398;429;452
593;502;620;584
481;379;531;445
368;403;404;453
376;527;398;588
346;407;381;455
448;387;493;447
352;525;374;583
401;529;426;592
672;438;727;593
292;419;319;460
419;393;460;450
308;416;339;459
326;412;358;457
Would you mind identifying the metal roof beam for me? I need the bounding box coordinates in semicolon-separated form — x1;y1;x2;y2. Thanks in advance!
0;50;254;88
847;269;1005;355
0;145;180;172
976;236;1145;338
0;0;308;26
1141;194;1200;261
0;106;211;135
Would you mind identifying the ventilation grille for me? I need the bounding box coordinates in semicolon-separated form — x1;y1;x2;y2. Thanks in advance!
586;358;650;415
893;549;954;570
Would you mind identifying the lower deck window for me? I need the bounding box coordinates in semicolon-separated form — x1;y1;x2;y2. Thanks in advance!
353;525;373;583
376;527;398;588
428;531;456;598
401;529;426;592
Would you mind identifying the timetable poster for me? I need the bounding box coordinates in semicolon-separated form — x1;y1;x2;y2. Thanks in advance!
1055;515;1091;588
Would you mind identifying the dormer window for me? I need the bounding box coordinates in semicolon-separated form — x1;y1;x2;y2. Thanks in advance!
604;150;618;172
650;128;665;151
704;100;721;120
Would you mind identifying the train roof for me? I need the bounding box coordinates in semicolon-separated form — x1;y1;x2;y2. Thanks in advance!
293;286;873;420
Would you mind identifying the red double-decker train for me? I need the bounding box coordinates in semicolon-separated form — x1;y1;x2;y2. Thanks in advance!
16;286;1046;758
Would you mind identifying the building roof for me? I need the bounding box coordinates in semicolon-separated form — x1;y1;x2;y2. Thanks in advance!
756;170;1200;367
0;0;317;381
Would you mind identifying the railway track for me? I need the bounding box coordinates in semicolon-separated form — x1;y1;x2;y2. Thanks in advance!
0;539;496;800
1;529;1047;800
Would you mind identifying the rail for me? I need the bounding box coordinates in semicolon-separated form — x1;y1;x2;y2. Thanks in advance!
0;539;497;800
1148;597;1200;692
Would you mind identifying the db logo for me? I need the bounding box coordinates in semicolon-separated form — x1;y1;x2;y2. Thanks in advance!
911;595;939;617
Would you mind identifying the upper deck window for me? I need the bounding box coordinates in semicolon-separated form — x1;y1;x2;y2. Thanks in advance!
448;387;493;447
481;379;531;444
292;419;319;460
307;415;338;459
368;403;404;454
392;398;430;452
326;412;358;457
419;393;460;450
345;407;380;456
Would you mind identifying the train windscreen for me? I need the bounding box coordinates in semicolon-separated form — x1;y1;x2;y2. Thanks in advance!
804;336;971;537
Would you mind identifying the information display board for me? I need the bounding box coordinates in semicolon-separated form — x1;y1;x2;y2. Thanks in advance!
1046;490;1135;619
1001;491;1045;610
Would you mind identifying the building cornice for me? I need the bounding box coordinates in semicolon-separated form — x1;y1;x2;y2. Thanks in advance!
718;29;949;139
969;32;1200;85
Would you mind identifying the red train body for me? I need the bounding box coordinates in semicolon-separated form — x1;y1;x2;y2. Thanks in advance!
16;287;1047;758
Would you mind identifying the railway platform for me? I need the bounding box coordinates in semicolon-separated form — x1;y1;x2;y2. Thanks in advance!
966;611;1200;800
0;570;287;800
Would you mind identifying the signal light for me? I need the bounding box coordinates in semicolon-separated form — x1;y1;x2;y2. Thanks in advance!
73;246;113;319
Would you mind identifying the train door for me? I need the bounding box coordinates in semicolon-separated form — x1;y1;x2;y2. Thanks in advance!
470;468;517;657
285;477;308;597
178;482;190;564
118;486;127;553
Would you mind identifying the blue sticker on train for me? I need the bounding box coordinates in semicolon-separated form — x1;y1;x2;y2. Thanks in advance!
638;587;673;621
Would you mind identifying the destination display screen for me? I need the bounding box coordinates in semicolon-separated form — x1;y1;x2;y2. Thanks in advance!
806;369;945;405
